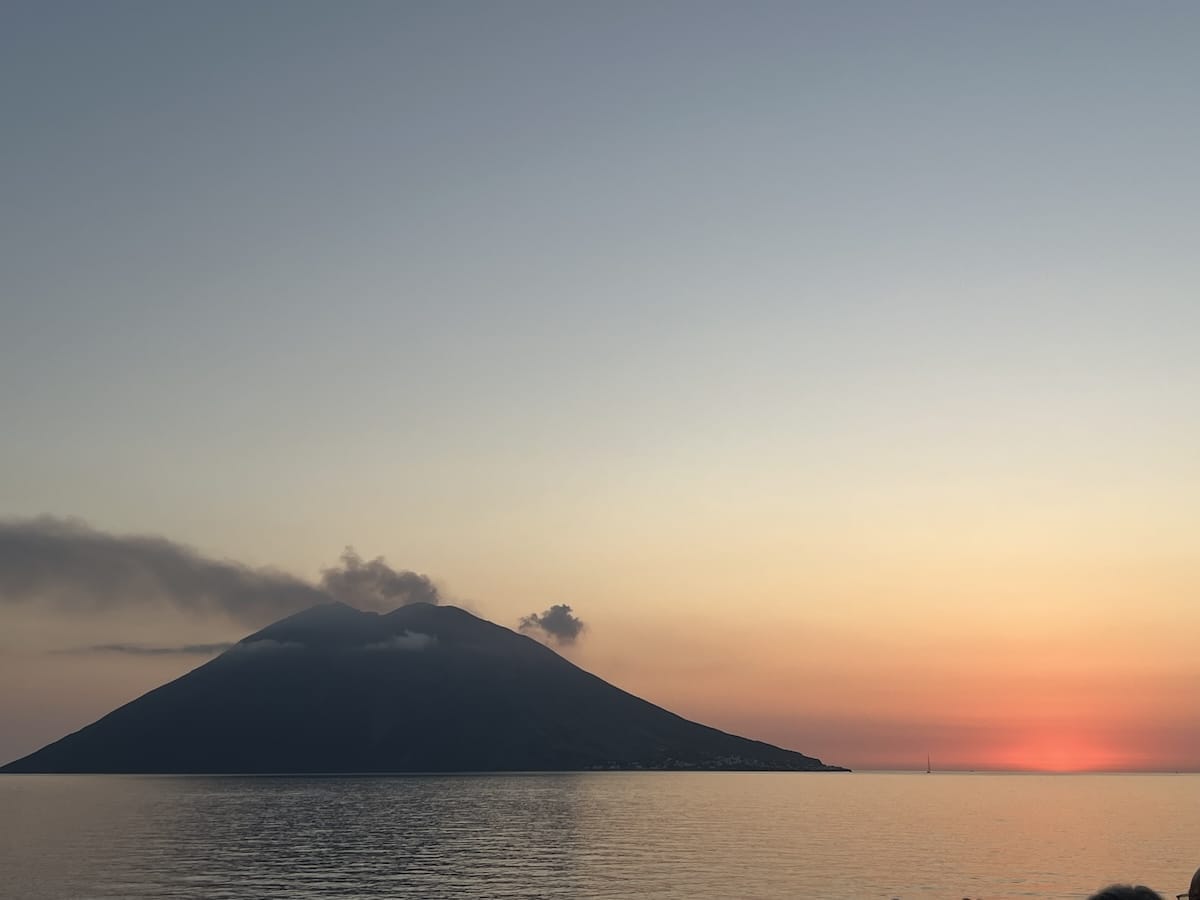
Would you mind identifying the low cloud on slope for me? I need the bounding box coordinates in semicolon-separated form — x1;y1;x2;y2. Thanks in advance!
364;632;436;652
58;642;236;656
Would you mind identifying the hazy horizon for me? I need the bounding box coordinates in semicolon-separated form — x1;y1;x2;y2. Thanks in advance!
3;2;1199;774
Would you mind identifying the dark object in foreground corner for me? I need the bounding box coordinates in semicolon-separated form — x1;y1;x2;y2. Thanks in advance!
1;603;849;774
1088;885;1164;900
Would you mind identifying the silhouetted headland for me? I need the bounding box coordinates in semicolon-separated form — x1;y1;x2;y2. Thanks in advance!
1;603;848;773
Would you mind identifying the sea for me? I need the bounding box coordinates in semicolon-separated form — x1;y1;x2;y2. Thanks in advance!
1;772;1196;899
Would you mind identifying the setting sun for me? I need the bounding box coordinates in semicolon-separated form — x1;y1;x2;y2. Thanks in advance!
989;735;1132;773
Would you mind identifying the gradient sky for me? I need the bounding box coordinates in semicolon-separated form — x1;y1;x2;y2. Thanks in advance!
2;1;1199;771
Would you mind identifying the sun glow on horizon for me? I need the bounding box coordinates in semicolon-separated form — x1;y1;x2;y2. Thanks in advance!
985;734;1136;773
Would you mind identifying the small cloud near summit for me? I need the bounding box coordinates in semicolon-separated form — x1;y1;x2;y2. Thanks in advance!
519;604;585;646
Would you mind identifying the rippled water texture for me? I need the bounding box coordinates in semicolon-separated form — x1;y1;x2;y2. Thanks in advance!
3;772;1199;899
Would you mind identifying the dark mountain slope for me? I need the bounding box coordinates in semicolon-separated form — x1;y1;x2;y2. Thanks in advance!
2;603;846;773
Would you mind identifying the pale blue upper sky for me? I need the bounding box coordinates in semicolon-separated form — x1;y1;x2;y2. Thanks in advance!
3;0;1198;575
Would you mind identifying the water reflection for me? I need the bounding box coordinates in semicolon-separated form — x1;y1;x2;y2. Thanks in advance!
2;773;1199;899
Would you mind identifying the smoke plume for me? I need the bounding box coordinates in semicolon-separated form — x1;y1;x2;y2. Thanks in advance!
519;604;585;645
0;517;440;627
320;548;440;608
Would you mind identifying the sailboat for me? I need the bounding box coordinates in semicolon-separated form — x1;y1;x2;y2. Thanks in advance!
926;754;931;774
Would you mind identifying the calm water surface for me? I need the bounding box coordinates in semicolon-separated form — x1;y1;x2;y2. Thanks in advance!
2;772;1197;899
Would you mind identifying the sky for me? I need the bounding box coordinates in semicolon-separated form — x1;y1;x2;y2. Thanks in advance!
1;1;1198;772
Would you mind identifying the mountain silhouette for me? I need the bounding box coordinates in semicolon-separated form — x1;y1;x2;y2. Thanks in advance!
2;603;847;773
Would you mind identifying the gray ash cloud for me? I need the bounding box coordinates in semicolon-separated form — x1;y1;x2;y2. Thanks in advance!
0;517;441;628
319;548;440;609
